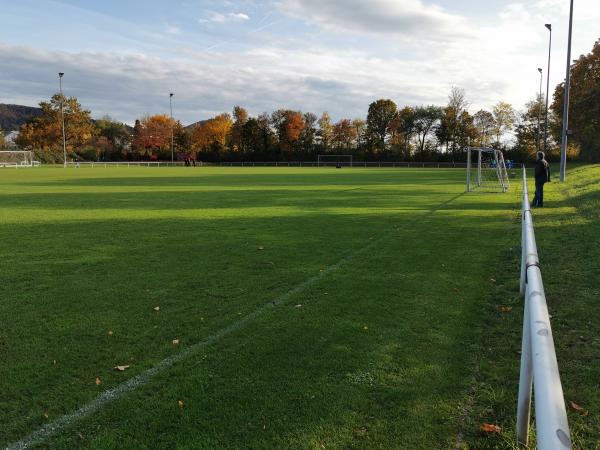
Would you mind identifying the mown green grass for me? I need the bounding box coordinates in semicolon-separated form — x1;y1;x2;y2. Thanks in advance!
0;165;593;449
464;164;600;450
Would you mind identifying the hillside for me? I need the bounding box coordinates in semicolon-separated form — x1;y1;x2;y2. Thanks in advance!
0;104;42;132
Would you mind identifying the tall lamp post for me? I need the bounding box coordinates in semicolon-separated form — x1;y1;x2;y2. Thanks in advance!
543;24;552;153
169;93;174;164
559;0;574;182
537;68;543;153
58;72;67;168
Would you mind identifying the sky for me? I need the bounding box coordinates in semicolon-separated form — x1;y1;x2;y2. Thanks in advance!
0;0;599;126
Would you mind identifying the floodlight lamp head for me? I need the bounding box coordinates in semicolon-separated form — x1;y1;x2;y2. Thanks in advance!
545;23;552;31
170;93;174;97
538;68;542;73
58;72;64;77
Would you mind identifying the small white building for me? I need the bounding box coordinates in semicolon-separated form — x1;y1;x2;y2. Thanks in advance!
4;131;19;148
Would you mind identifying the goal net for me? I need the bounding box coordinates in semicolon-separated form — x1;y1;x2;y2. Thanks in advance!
466;147;509;193
0;151;39;168
317;154;353;167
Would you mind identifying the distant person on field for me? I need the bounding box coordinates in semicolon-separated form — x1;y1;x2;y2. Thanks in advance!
532;151;550;207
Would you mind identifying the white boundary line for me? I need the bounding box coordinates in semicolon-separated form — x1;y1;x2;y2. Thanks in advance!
5;192;464;450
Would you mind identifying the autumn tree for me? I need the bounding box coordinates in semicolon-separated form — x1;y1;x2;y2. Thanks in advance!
366;99;397;152
191;113;233;156
351;119;366;150
132;114;183;158
231;106;249;153
551;39;600;161
492;101;516;145
390;106;415;159
317;112;333;152
16;94;94;160
513;97;544;161
94;116;131;160
473;110;496;147
332;119;356;150
413;105;442;160
299;112;317;154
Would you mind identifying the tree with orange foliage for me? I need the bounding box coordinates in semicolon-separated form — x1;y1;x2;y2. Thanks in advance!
132;114;183;157
16;94;94;160
191;113;233;154
332;119;356;150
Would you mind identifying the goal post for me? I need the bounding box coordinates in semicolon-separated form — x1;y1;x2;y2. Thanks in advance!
0;151;39;168
317;154;353;167
466;147;509;193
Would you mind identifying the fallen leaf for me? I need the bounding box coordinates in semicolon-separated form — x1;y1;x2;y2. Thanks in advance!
257;246;264;250
172;339;179;345
114;365;130;372
43;412;49;420
363;326;368;330
153;306;160;312
107;331;113;336
497;306;513;313
490;278;497;282
480;423;502;433
95;377;102;385
569;401;588;416
294;304;303;308
52;360;57;366
178;400;184;408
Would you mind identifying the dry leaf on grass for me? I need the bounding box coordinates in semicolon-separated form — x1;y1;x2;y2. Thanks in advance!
95;377;102;385
294;304;303;308
257;246;264;250
497;306;513;313
114;365;130;372
107;330;113;336
172;339;179;345
178;400;184;408
153;306;160;312
569;401;588;416
43;412;49;419
480;423;502;433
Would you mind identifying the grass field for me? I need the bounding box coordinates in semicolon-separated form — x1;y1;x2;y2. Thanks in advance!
0;165;597;449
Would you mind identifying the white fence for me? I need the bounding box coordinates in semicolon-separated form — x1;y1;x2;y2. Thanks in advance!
516;166;571;449
65;161;469;168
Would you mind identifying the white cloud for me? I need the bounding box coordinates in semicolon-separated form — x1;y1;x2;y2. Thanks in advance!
204;11;251;23
277;0;472;41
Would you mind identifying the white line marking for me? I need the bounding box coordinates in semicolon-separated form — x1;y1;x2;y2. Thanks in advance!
5;230;384;449
5;192;463;450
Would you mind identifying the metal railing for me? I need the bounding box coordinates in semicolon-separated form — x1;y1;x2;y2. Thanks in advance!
516;166;571;449
64;161;471;168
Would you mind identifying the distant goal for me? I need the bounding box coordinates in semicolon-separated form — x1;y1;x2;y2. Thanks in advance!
466;147;509;193
0;151;40;168
317;154;353;167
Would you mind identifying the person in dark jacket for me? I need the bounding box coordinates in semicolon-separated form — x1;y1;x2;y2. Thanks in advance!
532;151;550;207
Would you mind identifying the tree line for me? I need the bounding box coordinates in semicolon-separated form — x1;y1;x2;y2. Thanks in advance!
13;39;600;163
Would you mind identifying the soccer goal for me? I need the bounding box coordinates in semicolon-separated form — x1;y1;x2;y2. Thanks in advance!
466;147;509;193
0;151;39;168
317;154;353;167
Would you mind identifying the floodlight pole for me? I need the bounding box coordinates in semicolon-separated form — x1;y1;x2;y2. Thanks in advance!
543;24;552;154
169;93;174;165
559;0;574;182
536;68;543;153
59;72;67;168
